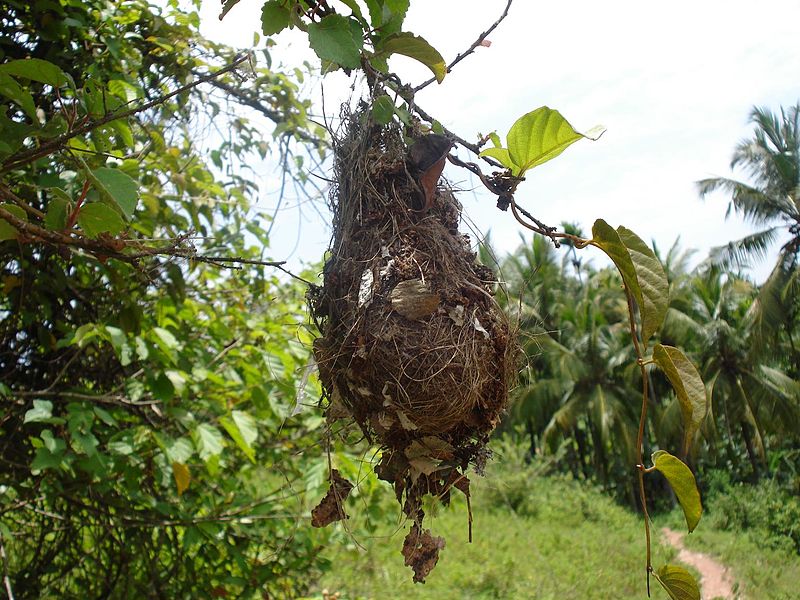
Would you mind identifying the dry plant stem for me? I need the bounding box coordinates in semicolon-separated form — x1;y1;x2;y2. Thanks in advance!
413;0;513;92
624;287;653;595
0;54;252;174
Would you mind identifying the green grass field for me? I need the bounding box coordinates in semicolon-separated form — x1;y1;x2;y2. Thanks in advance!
309;461;800;600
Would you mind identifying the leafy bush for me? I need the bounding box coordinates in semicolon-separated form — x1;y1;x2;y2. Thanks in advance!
704;474;800;554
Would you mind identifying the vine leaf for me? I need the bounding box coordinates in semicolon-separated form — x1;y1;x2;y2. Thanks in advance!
651;450;702;532
590;219;644;313
654;564;701;600
308;14;364;69
653;344;708;452
375;32;446;83
481;107;605;176
77;203;125;238
617;226;669;346
0;203;27;240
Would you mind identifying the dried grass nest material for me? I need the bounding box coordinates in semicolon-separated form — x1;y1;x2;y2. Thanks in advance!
308;106;517;582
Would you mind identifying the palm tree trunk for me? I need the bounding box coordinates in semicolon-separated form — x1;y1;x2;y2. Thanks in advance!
740;421;761;481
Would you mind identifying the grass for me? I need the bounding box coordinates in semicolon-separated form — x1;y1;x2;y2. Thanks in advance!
307;451;800;600
311;468;675;599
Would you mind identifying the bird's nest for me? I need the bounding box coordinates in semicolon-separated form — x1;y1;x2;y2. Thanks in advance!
308;105;517;582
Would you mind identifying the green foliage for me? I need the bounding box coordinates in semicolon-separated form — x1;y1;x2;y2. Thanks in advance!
653;564;701;600
0;0;334;597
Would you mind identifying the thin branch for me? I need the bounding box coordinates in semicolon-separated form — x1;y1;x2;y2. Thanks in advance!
413;0;513;92
0;54;252;174
0;534;13;600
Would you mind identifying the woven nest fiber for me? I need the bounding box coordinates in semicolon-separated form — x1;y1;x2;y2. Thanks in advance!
308;104;517;582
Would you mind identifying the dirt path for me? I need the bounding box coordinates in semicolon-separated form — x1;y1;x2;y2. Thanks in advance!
660;527;737;600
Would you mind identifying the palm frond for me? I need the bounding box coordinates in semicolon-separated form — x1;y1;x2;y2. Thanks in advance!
705;227;781;270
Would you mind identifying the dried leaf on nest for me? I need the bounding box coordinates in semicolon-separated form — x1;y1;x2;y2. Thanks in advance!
402;524;446;583
311;469;354;528
390;278;440;320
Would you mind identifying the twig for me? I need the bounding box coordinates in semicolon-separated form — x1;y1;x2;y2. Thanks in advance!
0;54;252;174
413;0;513;92
0;533;13;600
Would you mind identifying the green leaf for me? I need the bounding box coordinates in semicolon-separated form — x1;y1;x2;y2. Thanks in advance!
220;410;258;463
0;203;27;241
0;73;38;121
506;106;604;175
194;424;224;462
45;195;71;231
590;219;644;313
479;147;518;171
260;0;291;36
77;202;125;238
651;450;702;532
307;14;363;69
371;95;395;125
617;226;669;345
24;399;54;424
653;344;708;452
0;58;70;87
654;564;701;600
375;32;446;83
87;167;138;218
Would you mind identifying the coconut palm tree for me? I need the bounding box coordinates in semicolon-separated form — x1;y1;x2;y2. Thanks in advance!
697;104;800;365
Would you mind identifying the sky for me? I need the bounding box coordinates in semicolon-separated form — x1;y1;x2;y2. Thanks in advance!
198;0;800;280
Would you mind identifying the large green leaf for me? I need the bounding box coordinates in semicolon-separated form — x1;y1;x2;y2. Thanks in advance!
590;219;644;312
0;203;27;241
86;167;139;218
44;192;71;230
617;226;669;345
506;106;604;175
0;58;71;87
77;202;125;238
654;564;701;600
376;32;446;83
24;400;65;425
651;450;702;532
307;14;364;69
653;344;707;451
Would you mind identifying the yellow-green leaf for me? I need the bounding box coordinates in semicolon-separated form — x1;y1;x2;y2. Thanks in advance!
654;564;701;600
506;106;605;175
220;410;257;463
652;450;702;532
617;226;669;346
0;58;70;87
653;344;708;452
376;32;446;83
307;14;363;69
172;461;190;496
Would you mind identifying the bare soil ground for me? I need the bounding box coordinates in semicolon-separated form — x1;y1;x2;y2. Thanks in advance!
661;527;738;600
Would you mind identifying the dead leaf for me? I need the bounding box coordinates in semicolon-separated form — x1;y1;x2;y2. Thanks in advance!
310;469;354;528
390;279;440;320
172;461;190;496
401;524;446;583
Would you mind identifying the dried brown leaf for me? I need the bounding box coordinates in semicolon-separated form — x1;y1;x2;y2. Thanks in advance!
310;469;354;528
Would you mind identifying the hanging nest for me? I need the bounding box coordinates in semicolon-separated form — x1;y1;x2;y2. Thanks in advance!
308;104;517;583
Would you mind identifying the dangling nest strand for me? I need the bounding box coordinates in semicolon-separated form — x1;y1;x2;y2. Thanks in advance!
309;104;517;583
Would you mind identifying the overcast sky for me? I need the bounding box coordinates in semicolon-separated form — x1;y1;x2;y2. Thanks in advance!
198;0;800;280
